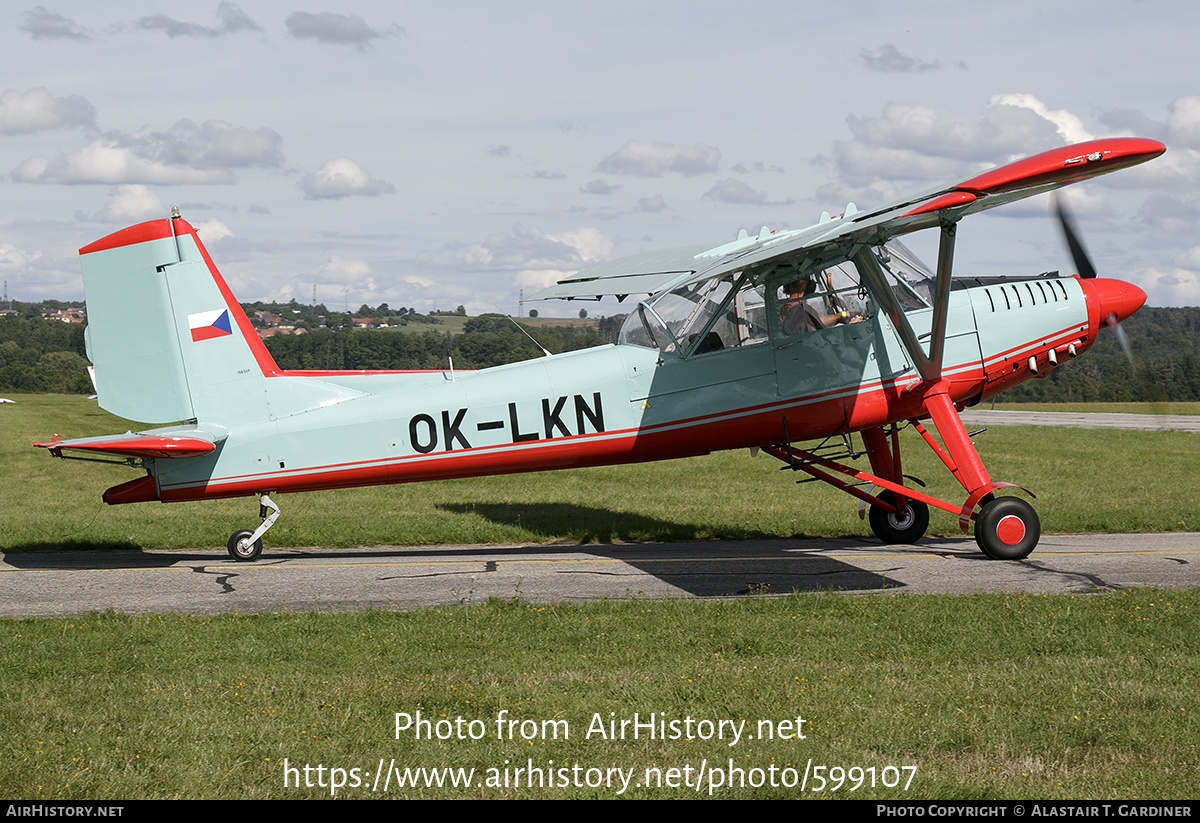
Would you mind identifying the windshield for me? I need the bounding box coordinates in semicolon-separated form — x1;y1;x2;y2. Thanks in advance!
874;239;934;311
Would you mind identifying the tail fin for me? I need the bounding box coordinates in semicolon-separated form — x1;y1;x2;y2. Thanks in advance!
81;214;280;425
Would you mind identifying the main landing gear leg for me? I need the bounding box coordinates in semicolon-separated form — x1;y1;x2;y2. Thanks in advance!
227;493;280;562
861;426;929;545
763;392;1038;559
920;385;1039;560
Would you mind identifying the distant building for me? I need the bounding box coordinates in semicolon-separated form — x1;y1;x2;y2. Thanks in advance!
41;308;86;324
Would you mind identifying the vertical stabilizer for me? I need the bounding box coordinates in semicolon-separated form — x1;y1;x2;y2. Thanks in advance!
80;216;279;425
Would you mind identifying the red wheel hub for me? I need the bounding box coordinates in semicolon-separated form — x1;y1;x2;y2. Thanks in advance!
996;514;1026;545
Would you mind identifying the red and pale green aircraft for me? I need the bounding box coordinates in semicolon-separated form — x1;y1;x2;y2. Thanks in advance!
36;137;1162;562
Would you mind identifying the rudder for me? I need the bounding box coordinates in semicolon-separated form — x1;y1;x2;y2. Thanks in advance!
81;213;278;425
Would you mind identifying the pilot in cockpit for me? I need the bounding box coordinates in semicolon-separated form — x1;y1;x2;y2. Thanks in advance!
779;275;862;335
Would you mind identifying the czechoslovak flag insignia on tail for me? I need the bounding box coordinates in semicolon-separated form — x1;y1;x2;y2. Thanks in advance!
188;309;232;342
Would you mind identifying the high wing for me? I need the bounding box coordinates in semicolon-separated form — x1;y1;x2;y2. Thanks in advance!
529;138;1165;305
526;243;712;302
529;137;1164;382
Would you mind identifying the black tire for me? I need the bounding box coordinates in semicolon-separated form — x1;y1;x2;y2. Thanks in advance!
974;497;1040;560
227;529;262;562
869;489;930;544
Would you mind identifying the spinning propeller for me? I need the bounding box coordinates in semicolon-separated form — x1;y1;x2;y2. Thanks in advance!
1053;192;1097;281
1053;192;1141;371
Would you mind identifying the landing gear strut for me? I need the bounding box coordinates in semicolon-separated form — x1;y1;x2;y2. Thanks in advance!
227;493;279;562
763;401;1040;559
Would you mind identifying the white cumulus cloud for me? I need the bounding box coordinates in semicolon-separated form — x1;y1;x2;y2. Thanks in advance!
417;224;616;293
135;3;261;38
0;243;42;271
1166;95;1200;150
988;93;1094;145
704;178;767;205
20;7;92;41
832;99;1089;192
12;119;282;185
300;158;395;199
87;185;166;223
859;44;942;73
1133;264;1200;307
0;87;96;135
14;141;234;185
596;141;719;178
285;12;403;49
194;219;234;243
317;255;374;283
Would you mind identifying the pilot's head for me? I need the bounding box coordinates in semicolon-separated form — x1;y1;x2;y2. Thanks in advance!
783;277;815;298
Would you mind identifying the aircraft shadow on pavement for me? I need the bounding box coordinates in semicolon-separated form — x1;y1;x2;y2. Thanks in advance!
576;543;908;596
436;502;939;595
437;501;788;544
2;538;918;596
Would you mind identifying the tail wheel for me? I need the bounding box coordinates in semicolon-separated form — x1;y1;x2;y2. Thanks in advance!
869;489;930;544
227;530;263;562
974;497;1040;560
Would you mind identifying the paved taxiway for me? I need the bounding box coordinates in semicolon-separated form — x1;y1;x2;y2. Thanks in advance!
959;409;1200;433
2;532;1197;617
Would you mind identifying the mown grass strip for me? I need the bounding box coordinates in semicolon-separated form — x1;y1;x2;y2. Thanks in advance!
1;589;1196;799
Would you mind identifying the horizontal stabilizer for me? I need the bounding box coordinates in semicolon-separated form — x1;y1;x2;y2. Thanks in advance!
35;432;217;460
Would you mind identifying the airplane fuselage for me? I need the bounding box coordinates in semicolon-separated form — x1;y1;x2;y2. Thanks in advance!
129;273;1098;505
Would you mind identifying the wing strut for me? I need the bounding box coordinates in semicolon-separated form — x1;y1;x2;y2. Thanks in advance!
926;222;957;379
852;219;958;382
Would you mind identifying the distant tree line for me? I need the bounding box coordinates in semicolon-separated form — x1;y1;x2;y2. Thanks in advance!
263;314;624;371
239;299;443;331
0;305;91;394
994;307;1200;403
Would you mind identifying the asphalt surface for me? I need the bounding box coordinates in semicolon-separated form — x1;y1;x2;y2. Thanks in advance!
959;409;1200;433
2;532;1198;617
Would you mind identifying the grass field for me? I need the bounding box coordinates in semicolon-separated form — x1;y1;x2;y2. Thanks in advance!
2;591;1196;799
2;394;1198;799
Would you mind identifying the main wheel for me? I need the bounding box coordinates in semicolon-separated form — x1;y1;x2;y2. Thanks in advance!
869;489;929;544
974;497;1040;560
227;529;263;562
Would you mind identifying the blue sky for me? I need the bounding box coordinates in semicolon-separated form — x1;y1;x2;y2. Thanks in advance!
1;1;1198;315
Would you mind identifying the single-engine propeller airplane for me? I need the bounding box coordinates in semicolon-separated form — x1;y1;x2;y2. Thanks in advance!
36;137;1163;562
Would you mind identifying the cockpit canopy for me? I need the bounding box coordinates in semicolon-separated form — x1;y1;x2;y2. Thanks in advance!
619;238;936;355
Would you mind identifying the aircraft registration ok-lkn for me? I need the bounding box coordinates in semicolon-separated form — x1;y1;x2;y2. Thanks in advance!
406;393;606;453
36;137;1164;562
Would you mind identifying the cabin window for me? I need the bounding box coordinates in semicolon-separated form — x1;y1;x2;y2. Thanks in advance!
619;273;768;355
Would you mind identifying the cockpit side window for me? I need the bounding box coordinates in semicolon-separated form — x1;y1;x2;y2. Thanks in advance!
618;272;769;356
